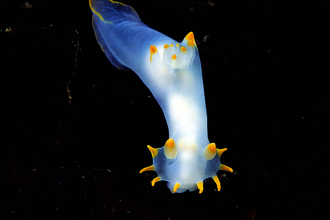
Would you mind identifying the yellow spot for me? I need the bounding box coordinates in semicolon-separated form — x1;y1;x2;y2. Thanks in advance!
165;138;175;149
217;148;227;157
147;145;158;158
150;45;157;62
151;176;161;186
170;44;173;47
208;143;216;154
220;164;233;172
176;43;180;47
173;183;180;193
213;175;221;191
197;181;204;194
164;138;177;159
150;45;157;54
139;165;155;173
185;32;196;47
164;44;169;49
203;143;216;160
171;54;177;60
180;46;187;53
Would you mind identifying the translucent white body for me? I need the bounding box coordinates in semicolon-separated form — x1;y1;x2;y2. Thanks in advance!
90;0;229;193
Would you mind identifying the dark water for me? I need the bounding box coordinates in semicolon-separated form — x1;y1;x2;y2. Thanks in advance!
1;0;328;219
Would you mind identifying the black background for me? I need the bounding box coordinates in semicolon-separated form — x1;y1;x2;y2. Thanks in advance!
1;0;329;219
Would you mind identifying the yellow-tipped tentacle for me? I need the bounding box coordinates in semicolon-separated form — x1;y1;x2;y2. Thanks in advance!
147;145;158;158
173;183;181;193
216;148;228;157
139;165;155;174
151;176;161;186
197;181;204;194
212;175;221;191
220;164;233;172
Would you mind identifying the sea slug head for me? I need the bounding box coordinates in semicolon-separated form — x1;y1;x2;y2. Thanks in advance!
149;32;198;77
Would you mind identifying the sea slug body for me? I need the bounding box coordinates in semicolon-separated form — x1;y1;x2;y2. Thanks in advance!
89;0;233;193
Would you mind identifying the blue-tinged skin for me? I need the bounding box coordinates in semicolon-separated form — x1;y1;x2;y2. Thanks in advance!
90;0;232;193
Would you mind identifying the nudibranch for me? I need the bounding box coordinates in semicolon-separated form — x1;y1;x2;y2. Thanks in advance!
89;0;233;193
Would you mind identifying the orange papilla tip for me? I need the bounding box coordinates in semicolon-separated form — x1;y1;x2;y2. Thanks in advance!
176;43;180;47
204;143;216;160
150;45;157;54
197;181;204;194
208;143;216;154
185;32;195;41
171;54;177;60
170;44;174;47
217;148;227;157
173;183;180;193
213;176;221;191
180;46;187;53
220;164;233;172
151;176;161;186
164;138;177;159
139;165;155;173
150;45;157;62
147;145;158;158
185;32;195;47
164;44;169;49
165;138;175;149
